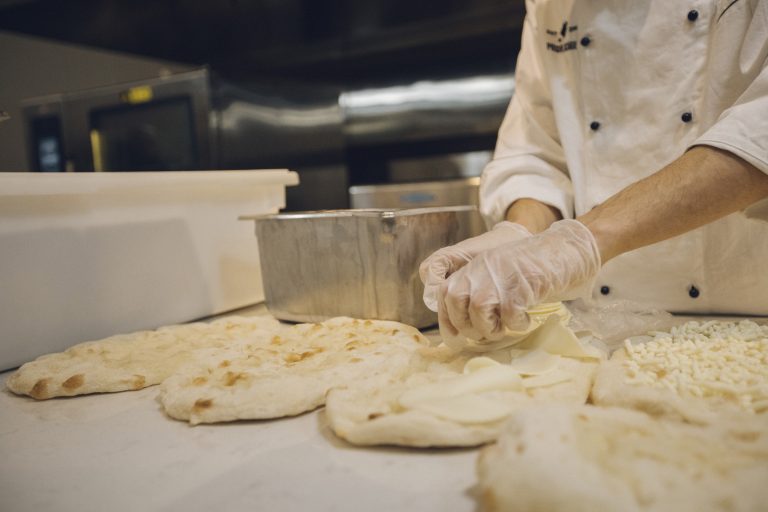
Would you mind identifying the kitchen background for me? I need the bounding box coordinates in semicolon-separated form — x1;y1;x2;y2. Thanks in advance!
0;0;526;210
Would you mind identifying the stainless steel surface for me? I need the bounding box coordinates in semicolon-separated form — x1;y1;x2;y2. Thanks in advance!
341;74;514;146
33;69;211;170
386;151;491;182
23;69;213;172
214;82;344;169
214;81;347;211
247;206;480;328
350;178;485;235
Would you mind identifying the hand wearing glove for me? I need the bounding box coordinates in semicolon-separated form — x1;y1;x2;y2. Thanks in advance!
419;221;531;311
437;219;601;343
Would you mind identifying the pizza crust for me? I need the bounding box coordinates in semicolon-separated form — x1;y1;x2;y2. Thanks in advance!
326;348;599;448
157;317;430;424
6;316;282;399
477;405;768;512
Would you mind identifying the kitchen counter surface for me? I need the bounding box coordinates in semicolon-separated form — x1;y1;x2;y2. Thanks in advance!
3;304;764;512
0;305;479;512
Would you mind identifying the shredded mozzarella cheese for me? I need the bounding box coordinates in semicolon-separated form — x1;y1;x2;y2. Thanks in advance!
622;320;768;414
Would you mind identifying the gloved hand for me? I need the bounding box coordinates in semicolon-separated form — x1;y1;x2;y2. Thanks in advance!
437;219;601;343
419;221;531;311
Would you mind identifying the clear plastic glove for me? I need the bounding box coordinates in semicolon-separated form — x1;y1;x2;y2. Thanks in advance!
419;221;531;312
437;219;601;343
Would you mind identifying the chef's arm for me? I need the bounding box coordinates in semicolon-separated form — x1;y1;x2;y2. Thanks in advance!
480;5;573;227
504;198;562;234
578;146;768;263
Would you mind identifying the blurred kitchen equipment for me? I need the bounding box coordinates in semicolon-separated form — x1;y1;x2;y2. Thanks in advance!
0;169;297;371
243;206;481;328
350;176;485;235
342;74;513;187
23;70;212;173
22;68;514;209
22;69;345;209
0;110;9;122
341;75;513;148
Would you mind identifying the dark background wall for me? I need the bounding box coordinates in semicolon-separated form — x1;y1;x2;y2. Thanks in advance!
0;0;525;87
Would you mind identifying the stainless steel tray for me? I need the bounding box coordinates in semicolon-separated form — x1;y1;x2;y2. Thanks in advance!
242;206;482;328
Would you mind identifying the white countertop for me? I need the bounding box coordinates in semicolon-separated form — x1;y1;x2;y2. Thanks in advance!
0;306;479;512
4;304;761;512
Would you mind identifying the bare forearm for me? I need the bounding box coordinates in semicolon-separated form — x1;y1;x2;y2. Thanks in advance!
505;198;563;233
578;146;768;263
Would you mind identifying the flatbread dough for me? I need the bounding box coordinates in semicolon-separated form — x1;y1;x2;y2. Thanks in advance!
476;405;768;512
591;320;768;424
326;323;602;448
6;316;282;399
158;317;430;424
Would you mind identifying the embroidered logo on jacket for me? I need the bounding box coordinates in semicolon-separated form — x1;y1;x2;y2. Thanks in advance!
546;21;578;53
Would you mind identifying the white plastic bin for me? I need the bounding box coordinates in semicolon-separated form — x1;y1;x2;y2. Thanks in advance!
0;170;298;371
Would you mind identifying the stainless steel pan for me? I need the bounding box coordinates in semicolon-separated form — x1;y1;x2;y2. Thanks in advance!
243;206;482;328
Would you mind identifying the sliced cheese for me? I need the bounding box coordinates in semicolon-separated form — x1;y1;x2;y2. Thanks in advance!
399;365;523;408
463;356;502;374
521;369;574;389
527;302;572;324
508;349;561;375
408;394;516;424
453;302;573;352
517;315;601;360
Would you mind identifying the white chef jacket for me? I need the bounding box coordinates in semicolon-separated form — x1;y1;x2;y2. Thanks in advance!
480;0;768;315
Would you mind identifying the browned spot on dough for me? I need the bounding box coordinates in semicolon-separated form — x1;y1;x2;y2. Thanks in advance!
192;376;208;386
311;323;322;331
412;334;421;342
62;374;85;390
132;375;146;389
482;489;497;510
345;341;360;351
734;431;760;442
390;329;399;335
349;357;362;363
364;320;373;326
270;336;283;345
368;412;383;420
516;442;526;454
223;371;248;386
218;360;231;368
30;379;50;399
194;398;213;410
577;413;589;422
284;351;319;363
655;369;667;378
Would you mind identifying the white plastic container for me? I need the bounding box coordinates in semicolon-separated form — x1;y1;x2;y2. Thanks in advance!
0;170;298;371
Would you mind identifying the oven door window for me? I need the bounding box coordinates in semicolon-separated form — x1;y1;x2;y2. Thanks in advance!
31;116;65;172
89;96;199;171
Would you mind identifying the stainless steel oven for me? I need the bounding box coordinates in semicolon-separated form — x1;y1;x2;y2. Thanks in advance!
22;69;347;212
23;69;212;173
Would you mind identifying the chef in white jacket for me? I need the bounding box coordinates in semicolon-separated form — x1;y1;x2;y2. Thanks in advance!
421;0;768;342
